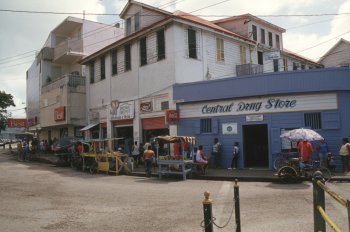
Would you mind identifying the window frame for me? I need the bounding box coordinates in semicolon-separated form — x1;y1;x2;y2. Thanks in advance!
260;28;265;44
90;61;95;84
252;25;257;41
276;34;280;49
200;118;212;134
140;37;147;66
216;37;225;62
273;59;279;72
304;112;322;129
134;12;140;32
268;32;273;47
157;29;165;61
126;17;132;35
100;55;105;80
111;49;118;75
124;44;131;71
188;28;197;59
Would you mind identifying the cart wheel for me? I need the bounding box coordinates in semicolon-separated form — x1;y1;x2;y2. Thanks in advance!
274;157;288;170
319;168;332;182
89;161;97;174
278;166;299;183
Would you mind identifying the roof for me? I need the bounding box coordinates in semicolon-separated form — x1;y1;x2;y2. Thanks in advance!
318;38;350;63
282;48;321;66
212;13;286;33
120;0;172;18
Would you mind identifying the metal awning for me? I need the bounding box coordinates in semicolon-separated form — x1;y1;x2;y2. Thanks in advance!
80;123;99;131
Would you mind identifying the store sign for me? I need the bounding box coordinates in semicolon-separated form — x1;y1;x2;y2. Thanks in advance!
265;51;281;60
7;118;27;128
246;115;263;122
140;102;152;113
165;110;179;124
179;93;338;118
54;106;65;121
222;123;238;135
110;100;134;120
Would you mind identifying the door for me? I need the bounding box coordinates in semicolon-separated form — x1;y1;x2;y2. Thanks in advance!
243;124;269;168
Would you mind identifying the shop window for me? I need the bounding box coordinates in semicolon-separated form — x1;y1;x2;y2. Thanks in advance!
140;37;147;66
161;101;169;110
304;112;322;129
273;59;279;72
111;49;118;75
157;29;165;61
188;28;197;59
200;118;212;133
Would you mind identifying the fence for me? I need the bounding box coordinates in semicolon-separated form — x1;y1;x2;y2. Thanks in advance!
202;179;241;232
313;171;350;232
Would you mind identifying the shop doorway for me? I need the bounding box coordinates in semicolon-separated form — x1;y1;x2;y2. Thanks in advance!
243;124;269;168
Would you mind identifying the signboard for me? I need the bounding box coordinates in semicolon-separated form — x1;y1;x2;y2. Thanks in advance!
54;106;65;121
246;115;263;122
165;110;180;124
110;100;134;120
7;118;27;128
179;93;338;118
222;123;238;135
140;102;153;113
265;51;281;60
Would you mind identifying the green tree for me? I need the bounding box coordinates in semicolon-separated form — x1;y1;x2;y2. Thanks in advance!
0;91;16;133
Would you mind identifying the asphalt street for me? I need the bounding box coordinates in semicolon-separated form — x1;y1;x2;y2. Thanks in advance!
0;150;349;232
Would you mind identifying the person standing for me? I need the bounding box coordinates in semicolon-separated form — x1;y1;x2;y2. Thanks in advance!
317;139;328;168
131;141;140;167
211;138;222;168
143;145;155;177
298;140;313;163
228;142;239;170
339;137;350;173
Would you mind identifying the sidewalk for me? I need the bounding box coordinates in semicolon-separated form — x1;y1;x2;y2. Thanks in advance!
5;148;350;182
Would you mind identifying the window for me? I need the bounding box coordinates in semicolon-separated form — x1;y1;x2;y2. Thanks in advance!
161;101;169;110
134;12;140;31
90;61;95;84
126;17;131;35
200;118;212;133
304;113;322;129
240;45;246;64
257;51;263;65
268;32;273;47
293;62;298;70
157;29;165;60
276;35;280;49
301;64;305;70
260;28;265;44
251;25;257;41
124;44;131;71
188;28;197;59
100;56;105;80
283;58;288;71
216;38;224;62
111;49;118;75
273;59;279;72
140;37;147;66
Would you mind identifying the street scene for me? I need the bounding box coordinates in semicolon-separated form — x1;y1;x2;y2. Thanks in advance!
1;149;349;232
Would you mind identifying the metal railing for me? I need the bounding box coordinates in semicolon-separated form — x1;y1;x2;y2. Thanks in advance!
313;171;350;232
42;74;85;93
54;38;83;60
236;63;264;77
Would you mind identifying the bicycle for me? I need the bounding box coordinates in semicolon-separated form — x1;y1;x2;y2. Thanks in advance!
273;152;298;170
277;158;332;184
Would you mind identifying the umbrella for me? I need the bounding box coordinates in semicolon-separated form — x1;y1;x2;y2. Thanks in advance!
280;128;324;141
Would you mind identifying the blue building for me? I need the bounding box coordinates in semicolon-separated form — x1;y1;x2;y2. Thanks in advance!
173;68;350;170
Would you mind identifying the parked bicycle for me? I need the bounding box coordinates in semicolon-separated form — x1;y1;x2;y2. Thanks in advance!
277;158;332;183
273;151;298;170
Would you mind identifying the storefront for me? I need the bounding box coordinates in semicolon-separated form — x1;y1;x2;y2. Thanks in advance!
173;68;350;170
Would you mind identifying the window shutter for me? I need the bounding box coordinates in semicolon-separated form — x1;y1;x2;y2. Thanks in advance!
212;118;219;134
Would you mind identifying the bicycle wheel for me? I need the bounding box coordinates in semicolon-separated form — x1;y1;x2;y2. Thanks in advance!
319;168;332;182
274;157;285;170
277;166;299;183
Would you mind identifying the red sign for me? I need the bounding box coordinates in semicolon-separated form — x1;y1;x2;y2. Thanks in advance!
165;110;179;124
7;118;27;128
54;106;66;121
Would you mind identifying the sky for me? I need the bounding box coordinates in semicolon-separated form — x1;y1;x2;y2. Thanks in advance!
1;0;349;118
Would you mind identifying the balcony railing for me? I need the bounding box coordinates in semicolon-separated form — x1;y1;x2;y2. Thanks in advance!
54;38;83;61
236;63;264;77
42;74;85;93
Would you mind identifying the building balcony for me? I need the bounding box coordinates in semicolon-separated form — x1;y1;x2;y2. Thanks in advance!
42;74;85;93
54;39;84;64
236;63;264;77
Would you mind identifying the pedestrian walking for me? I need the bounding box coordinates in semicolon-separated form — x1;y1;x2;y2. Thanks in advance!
228;142;239;169
131;141;140;167
339;137;350;173
143;145;155;177
317;139;328;168
211;138;222;168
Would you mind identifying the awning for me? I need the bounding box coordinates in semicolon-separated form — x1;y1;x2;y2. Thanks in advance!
80;123;99;131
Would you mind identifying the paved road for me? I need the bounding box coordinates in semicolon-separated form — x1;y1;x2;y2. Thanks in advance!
0;151;349;232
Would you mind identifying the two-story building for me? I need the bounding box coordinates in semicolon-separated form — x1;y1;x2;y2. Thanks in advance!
80;0;321;147
26;17;123;142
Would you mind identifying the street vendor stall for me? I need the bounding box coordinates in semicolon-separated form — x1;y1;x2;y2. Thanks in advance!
155;136;195;180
